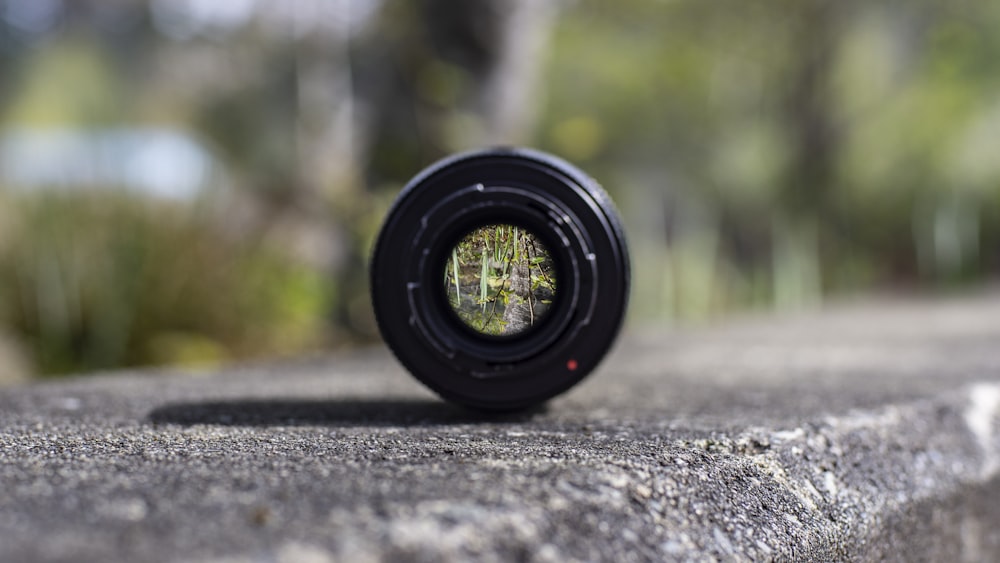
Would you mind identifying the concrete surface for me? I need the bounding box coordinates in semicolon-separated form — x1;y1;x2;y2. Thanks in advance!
1;292;1000;562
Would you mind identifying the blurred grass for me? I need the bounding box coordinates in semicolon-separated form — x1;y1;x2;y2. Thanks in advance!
0;189;332;376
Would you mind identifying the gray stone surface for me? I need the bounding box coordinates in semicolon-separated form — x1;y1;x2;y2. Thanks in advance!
2;292;1000;562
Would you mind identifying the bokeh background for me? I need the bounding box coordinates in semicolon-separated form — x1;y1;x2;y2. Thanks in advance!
2;0;999;383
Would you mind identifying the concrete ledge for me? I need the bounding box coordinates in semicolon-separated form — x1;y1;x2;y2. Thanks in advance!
2;293;1000;561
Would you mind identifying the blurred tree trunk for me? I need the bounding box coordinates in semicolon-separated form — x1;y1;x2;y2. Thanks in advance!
780;1;844;217
363;0;558;178
772;1;847;306
295;20;364;205
288;17;363;276
478;0;558;144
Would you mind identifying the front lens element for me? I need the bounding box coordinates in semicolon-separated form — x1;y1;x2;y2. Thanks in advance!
443;224;557;337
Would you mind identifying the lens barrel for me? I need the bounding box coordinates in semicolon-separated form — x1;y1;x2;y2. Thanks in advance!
370;148;630;411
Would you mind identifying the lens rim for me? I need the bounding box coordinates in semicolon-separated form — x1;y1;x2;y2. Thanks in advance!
371;147;629;411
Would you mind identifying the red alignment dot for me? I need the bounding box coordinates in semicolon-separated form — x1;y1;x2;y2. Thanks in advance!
566;359;579;371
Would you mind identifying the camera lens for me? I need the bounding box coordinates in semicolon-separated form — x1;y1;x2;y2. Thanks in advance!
370;148;630;411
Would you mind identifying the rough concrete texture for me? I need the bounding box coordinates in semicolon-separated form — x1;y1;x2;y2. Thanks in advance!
2;292;1000;562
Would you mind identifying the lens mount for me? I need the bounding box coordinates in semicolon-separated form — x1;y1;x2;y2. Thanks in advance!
371;147;630;411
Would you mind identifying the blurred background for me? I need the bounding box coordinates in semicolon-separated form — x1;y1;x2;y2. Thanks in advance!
1;0;999;383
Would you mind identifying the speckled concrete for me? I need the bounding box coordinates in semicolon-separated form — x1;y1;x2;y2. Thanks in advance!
2;292;1000;562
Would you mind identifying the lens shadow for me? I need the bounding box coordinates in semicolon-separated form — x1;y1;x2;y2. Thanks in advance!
147;398;547;428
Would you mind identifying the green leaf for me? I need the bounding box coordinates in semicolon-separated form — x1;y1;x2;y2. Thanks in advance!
480;252;489;311
451;248;460;307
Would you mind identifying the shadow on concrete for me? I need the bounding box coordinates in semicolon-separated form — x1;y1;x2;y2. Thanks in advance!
147;399;547;428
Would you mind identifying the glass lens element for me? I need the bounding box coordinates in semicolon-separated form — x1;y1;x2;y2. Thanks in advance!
444;224;557;337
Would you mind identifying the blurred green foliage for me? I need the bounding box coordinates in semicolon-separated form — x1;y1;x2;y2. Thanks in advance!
1;0;1000;379
538;0;1000;321
0;191;331;375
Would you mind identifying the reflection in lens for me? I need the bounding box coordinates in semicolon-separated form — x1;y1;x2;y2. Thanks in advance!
444;224;557;337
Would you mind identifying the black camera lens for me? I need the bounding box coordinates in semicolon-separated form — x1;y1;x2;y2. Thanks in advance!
370;147;630;411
